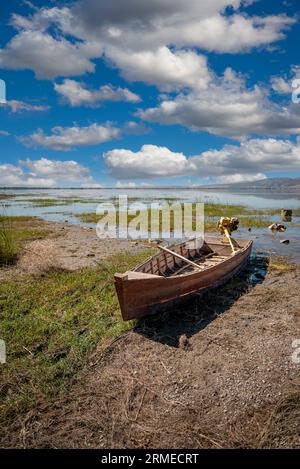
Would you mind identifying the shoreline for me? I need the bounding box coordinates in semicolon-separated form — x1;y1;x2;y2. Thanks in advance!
1;215;299;278
0;217;299;448
0;217;149;280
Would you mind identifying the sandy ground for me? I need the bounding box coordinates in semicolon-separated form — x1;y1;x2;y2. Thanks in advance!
1;220;300;448
0;219;145;280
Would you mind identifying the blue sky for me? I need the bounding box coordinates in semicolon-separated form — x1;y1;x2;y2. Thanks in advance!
0;0;300;187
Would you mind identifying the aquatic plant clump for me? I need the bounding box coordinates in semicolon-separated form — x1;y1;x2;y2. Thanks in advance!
0;216;18;265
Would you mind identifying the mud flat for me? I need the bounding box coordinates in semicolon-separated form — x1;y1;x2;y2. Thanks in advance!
0;218;299;448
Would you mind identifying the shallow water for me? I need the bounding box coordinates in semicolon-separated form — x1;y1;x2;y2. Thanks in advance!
2;187;300;208
1;188;300;262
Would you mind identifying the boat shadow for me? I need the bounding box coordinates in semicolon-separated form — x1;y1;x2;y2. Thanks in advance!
134;253;268;348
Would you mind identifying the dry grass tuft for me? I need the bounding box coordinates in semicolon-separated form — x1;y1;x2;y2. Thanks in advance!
258;389;300;448
268;255;297;273
18;239;60;274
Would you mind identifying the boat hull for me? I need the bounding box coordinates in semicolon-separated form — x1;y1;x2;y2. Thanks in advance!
114;237;253;321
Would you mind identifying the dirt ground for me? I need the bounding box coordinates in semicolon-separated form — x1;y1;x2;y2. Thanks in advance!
1;220;300;448
0;218;145;280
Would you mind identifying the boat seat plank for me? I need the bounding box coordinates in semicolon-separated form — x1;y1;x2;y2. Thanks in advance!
171;252;218;277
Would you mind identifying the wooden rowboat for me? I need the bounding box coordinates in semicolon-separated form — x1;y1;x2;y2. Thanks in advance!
114;236;253;321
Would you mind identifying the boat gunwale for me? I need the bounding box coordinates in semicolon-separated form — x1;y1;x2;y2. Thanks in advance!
114;239;253;320
116;238;253;281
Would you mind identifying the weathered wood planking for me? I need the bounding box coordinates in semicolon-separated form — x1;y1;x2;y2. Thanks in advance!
114;236;253;320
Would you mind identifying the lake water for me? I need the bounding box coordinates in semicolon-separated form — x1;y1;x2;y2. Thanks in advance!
1;188;300;262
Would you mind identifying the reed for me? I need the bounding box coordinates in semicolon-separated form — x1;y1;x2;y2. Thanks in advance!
0;211;18;265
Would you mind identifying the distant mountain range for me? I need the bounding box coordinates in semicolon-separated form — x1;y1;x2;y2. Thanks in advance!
1;177;300;192
199;177;300;193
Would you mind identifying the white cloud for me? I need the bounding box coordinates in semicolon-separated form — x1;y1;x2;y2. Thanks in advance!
104;139;300;181
0;158;96;187
115;181;137;188
0;1;294;81
80;183;103;188
108;47;211;90
270;76;291;95
270;67;300;95
105;144;191;178
0;1;297;146
138;68;300;139
0;130;10;136
20;158;90;180
0;30;102;79
188;138;300;178
57;1;294;53
54;79;140;106
292;65;300;78
171;13;294;53
123;121;150;135
0;164;40;187
4;99;49;113
68;0;244;32
217;173;266;183
115;181;154;188
23;123;120;151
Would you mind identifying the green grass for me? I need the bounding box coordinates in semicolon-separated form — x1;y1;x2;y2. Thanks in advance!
75;211;139;224
0;194;13;201
0;217;18;265
203;203;247;217
0;216;49;243
24;198;79;207
0;216;49;264
23;197;183;208
238;216;272;228
26;198;66;207
20;198;100;207
0;216;37;223
268;255;297;273
76;202;251;221
0;249;154;426
202;203;276;228
291;208;300;217
75;208;201;233
205;215;272;231
75;202;274;233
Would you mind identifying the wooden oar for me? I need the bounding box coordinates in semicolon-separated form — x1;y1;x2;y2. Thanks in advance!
223;228;235;253
223;228;241;253
172;252;215;276
157;244;202;270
